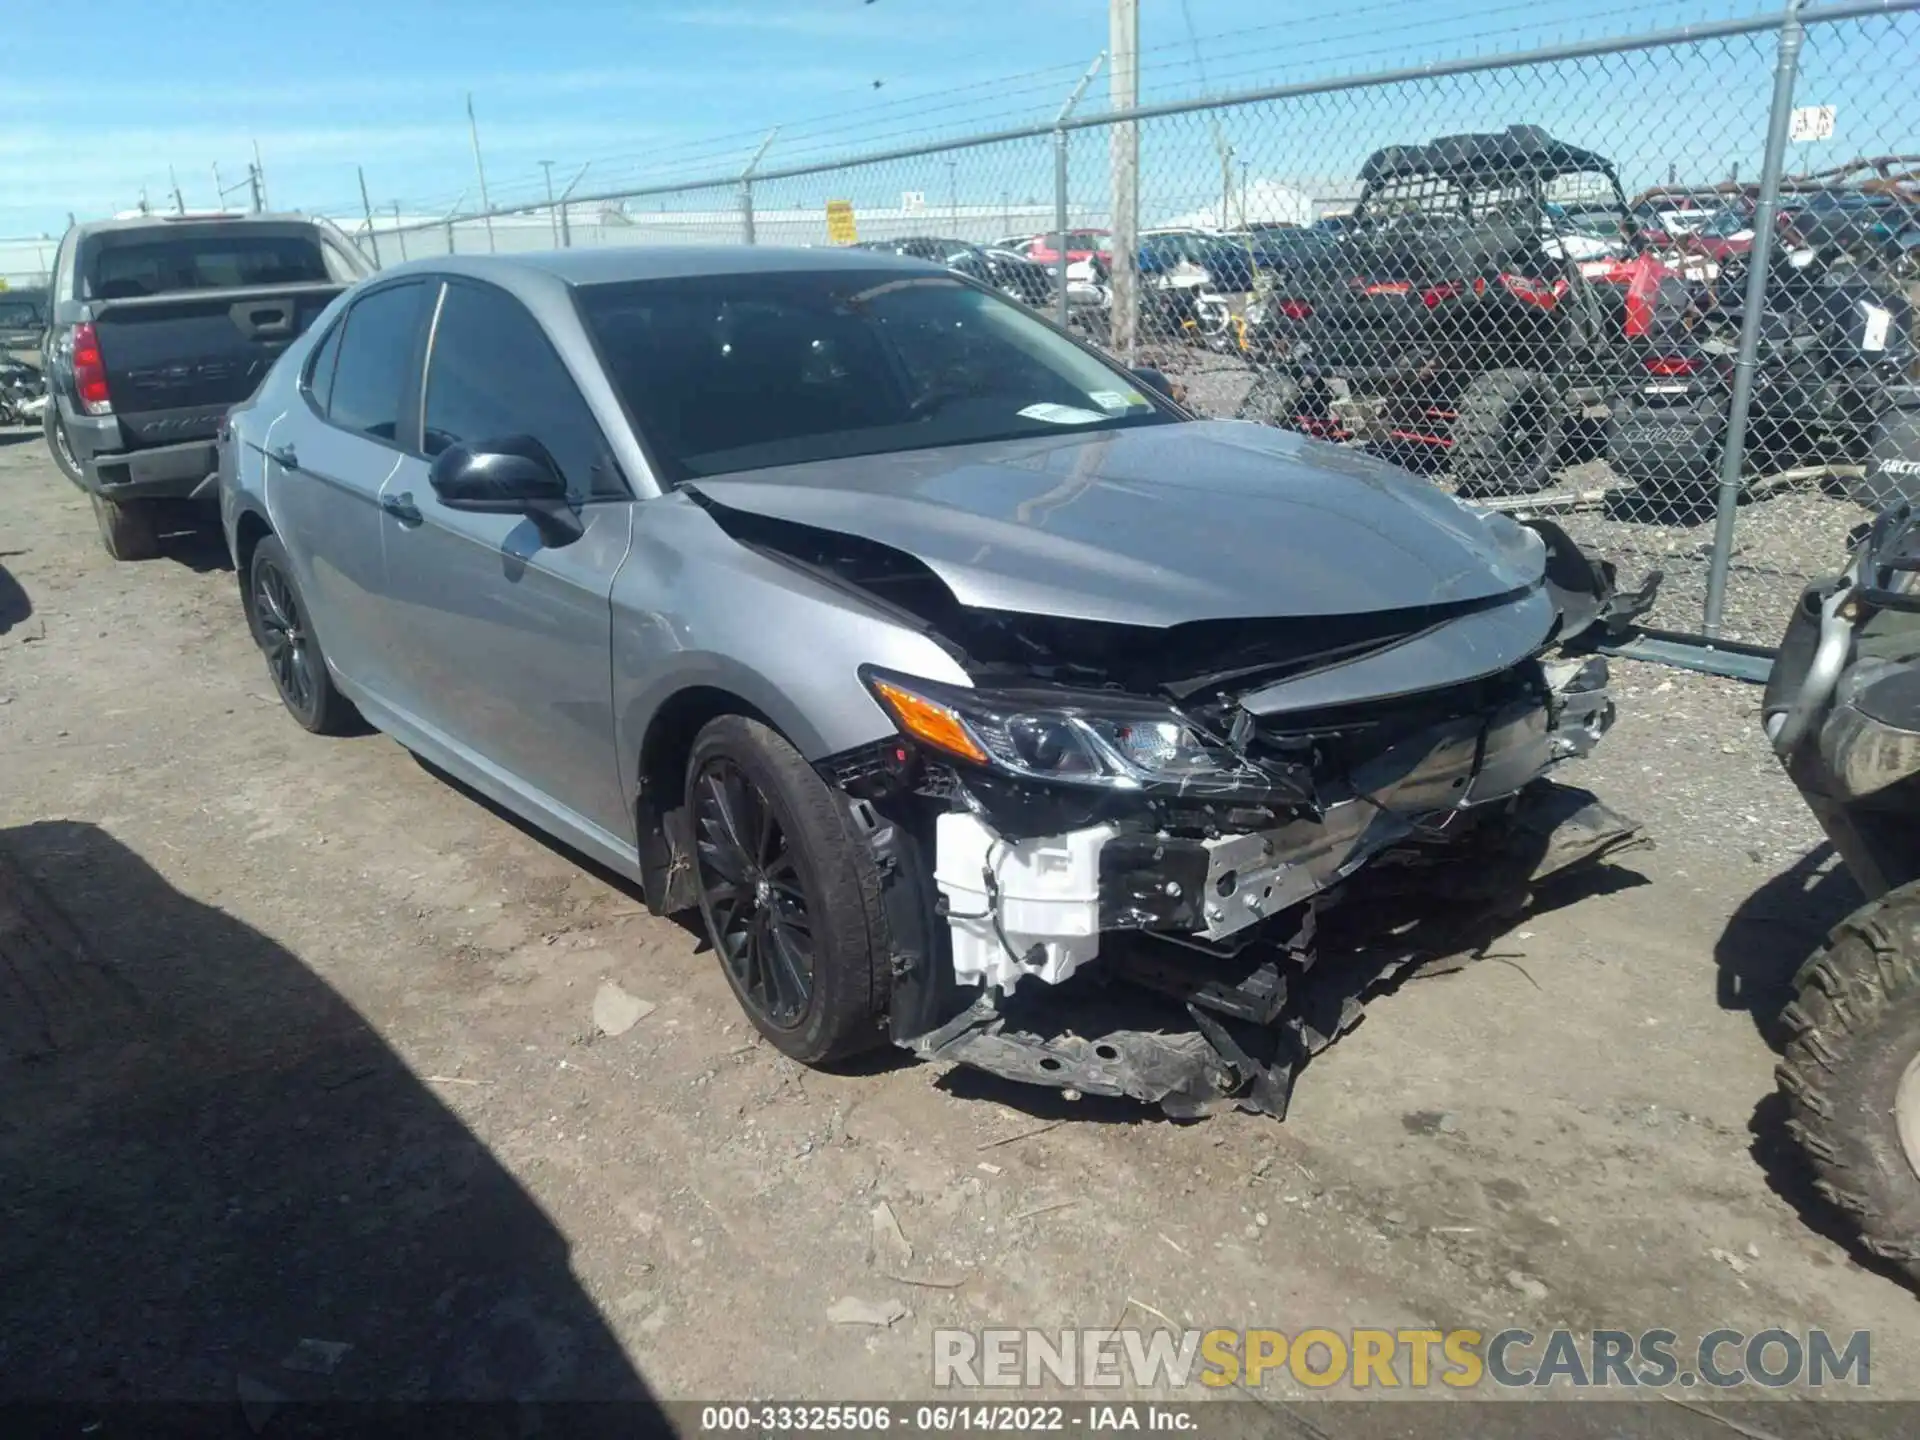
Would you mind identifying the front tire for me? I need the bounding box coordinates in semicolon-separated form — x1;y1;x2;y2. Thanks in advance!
245;534;357;735
686;716;888;1064
1777;884;1920;1283
90;493;160;562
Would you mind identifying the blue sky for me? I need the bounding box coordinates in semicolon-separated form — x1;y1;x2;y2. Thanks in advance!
0;0;1877;236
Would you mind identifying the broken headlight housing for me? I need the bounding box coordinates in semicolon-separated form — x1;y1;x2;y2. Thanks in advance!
863;669;1269;792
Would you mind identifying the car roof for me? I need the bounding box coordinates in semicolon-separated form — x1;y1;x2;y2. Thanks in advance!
68;211;331;238
381;245;941;292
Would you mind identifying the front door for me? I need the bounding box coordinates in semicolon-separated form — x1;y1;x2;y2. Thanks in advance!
375;279;635;857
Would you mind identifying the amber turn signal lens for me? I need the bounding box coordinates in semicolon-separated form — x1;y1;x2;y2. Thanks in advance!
870;680;988;764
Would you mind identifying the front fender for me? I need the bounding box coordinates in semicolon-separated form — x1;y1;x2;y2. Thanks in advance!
610;493;972;807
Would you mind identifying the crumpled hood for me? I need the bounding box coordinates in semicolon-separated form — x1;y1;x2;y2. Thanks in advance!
686;420;1545;627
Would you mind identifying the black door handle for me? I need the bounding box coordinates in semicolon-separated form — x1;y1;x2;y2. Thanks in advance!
381;491;424;526
267;442;298;471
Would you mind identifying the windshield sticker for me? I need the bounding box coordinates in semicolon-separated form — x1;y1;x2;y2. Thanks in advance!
1087;390;1143;413
1018;402;1108;425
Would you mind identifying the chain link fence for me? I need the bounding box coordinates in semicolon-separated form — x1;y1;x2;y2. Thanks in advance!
360;0;1918;650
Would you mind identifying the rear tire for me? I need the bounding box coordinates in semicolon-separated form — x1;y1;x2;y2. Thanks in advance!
1777;883;1920;1284
1449;370;1564;496
1237;373;1303;431
245;534;358;735
686;715;888;1065
90;493;160;562
44;404;83;485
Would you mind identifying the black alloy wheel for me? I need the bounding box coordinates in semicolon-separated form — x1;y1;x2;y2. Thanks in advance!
254;557;316;717
692;756;816;1029
245;535;356;735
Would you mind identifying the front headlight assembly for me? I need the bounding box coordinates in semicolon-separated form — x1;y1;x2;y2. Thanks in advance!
863;669;1293;797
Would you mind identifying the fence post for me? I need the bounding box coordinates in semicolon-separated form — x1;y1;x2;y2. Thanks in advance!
1702;0;1805;636
1109;0;1140;360
357;167;382;269
740;130;779;246
1053;54;1106;329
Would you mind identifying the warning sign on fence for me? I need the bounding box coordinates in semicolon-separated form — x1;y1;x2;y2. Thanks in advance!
825;199;859;244
1789;104;1836;142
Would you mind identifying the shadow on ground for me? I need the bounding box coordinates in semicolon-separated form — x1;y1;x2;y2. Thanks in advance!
1714;842;1860;1046
0;820;665;1421
0;561;28;635
153;508;234;574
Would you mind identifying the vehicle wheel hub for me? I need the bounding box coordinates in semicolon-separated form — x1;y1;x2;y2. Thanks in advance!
692;758;815;1029
1899;1049;1920;1183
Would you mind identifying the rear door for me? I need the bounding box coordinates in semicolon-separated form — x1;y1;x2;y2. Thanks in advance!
376;278;634;851
267;280;432;700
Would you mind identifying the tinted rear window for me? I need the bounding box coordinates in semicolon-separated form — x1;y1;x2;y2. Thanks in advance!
87;235;331;299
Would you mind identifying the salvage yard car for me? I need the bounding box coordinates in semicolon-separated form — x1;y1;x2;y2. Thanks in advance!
219;245;1651;1117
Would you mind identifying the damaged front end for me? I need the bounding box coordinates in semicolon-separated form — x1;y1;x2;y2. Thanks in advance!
695;462;1659;1118
795;535;1654;1122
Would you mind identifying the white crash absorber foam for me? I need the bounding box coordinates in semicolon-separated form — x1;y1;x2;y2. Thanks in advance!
933;811;1116;994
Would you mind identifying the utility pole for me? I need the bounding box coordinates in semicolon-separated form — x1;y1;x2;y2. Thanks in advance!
392;201;408;261
541;161;559;247
1220;143;1235;230
1109;0;1140;359
252;140;269;208
466;93;496;253
947;157;958;233
213;162;224;212
169;166;186;215
358;166;383;268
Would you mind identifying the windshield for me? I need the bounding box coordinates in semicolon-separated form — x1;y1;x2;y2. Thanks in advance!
577;270;1172;482
1700;206;1752;238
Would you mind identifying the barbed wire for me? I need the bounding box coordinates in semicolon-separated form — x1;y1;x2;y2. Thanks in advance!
114;0;1785;225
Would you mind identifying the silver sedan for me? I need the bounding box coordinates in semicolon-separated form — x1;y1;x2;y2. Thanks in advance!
220;245;1636;1116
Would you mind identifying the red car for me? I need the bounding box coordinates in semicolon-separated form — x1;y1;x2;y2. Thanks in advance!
1026;228;1112;266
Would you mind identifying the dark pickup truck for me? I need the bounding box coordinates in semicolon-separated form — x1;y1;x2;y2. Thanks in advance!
41;213;370;559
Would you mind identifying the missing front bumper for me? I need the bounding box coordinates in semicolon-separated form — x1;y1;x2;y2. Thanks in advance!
906;780;1645;1120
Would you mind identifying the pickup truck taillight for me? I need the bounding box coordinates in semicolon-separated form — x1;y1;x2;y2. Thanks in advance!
71;322;111;416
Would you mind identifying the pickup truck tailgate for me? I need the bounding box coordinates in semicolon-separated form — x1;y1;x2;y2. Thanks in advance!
92;282;343;448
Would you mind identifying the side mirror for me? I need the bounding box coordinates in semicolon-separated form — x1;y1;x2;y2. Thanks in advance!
1131;366;1184;404
427;436;567;513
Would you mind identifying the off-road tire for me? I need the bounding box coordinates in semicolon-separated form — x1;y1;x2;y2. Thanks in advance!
1777;883;1920;1283
686;716;890;1065
245;535;359;735
1237;373;1304;431
1449;369;1565;495
90;493;161;562
44;404;84;486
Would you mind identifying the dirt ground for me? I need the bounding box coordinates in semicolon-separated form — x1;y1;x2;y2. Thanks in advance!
1;427;1915;1426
